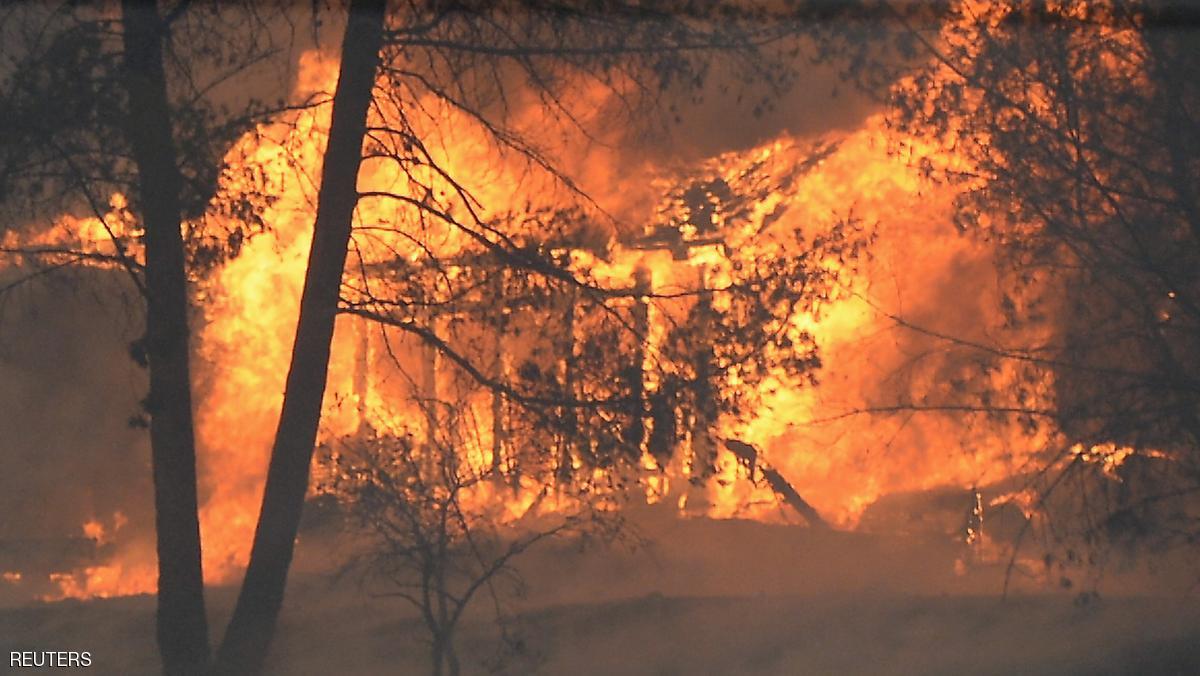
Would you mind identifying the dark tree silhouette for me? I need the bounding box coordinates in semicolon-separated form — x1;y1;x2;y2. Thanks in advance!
120;2;209;671
1;2;288;673
215;1;388;672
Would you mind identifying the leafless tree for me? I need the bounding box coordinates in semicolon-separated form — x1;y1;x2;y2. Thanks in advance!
326;400;602;676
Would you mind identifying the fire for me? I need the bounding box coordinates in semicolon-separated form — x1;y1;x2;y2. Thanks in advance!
81;520;105;543
0;191;142;269
49;563;154;600
683;118;1053;527
39;512;152;601
11;36;1060;598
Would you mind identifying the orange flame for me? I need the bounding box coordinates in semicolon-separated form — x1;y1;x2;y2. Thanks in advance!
16;42;1064;598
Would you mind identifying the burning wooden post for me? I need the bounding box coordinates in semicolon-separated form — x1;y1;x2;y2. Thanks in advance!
689;269;718;509
625;265;651;455
629;212;726;510
488;268;517;488
556;285;579;484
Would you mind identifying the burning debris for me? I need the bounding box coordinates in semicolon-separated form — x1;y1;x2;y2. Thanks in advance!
724;439;829;529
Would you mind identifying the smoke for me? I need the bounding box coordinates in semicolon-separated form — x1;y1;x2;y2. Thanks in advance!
5;514;1199;674
622;38;880;163
0;267;154;600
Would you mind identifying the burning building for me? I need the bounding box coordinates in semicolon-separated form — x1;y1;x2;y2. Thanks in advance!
1;1;1199;674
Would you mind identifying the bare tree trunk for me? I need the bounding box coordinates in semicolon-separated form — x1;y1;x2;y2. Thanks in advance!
214;1;386;673
431;635;446;676
120;2;210;673
445;630;460;676
421;308;441;473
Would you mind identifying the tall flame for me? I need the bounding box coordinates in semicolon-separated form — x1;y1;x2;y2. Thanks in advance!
13;42;1069;598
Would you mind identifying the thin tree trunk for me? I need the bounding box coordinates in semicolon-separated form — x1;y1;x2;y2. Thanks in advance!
445;631;460;676
421;308;441;473
431;635;445;676
214;1;386;672
120;2;210;673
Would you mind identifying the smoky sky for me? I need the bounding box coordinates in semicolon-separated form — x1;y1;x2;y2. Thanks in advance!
625;40;880;163
0;268;151;543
